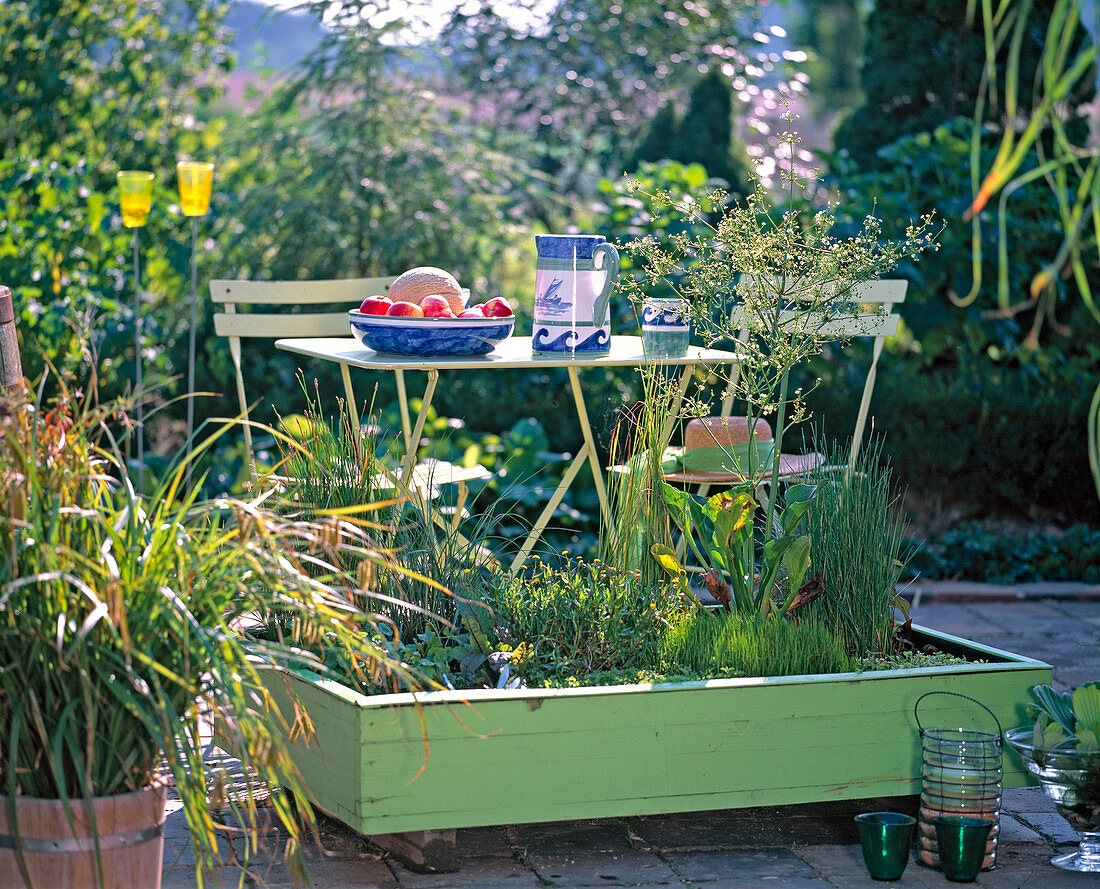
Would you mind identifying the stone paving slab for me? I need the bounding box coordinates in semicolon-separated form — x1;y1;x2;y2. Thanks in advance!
902;581;1100;603
532;850;679;886
505;819;635;855
390;857;539;888
664;848;825;883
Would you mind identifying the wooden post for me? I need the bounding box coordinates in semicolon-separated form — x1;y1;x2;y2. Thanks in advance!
370;829;457;873
0;285;25;396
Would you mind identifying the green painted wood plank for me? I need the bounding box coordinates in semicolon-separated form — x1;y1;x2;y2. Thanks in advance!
263;626;1051;835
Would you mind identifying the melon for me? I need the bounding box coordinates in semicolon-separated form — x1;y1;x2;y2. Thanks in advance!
390;267;464;314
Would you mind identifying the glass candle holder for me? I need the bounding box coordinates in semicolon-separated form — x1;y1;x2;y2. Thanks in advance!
117;171;155;228
176;161;214;216
855;812;915;881
934;816;993;882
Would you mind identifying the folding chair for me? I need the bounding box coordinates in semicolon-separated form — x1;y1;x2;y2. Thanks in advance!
211;276;397;467
662;278;908;491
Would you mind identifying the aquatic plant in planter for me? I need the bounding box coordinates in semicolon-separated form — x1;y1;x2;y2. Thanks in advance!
0;379;404;887
1005;682;1100;872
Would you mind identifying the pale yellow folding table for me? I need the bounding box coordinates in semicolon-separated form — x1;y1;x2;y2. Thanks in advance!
274;334;740;572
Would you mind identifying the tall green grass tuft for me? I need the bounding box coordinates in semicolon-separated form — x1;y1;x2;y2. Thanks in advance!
662;609;856;677
275;375;382;513
602;364;686;588
800;436;910;658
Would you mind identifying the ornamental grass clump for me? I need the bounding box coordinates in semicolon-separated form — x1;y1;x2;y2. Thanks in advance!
0;377;411;883
661;609;855;678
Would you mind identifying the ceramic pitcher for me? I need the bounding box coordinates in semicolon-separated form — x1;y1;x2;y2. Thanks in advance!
532;234;620;357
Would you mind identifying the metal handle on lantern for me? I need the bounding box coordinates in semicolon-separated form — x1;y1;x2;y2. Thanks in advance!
914;690;1004;743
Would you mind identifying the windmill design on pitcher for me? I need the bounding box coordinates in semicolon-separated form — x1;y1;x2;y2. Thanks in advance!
533;234;620;357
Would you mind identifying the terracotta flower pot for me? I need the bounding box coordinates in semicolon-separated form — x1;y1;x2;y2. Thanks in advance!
0;782;166;889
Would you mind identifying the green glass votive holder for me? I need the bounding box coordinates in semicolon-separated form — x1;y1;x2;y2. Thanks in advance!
934;816;993;882
855;812;916;881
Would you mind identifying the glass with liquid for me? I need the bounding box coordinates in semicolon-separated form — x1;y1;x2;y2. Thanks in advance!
641;298;689;358
117;170;155;228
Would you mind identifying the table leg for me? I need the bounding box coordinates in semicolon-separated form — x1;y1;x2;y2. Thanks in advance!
394;369;414;451
567;366;612;530
509;448;591;574
401;369;439;486
340;364;361;434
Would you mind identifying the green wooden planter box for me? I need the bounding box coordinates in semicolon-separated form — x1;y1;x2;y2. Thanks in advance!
265;626;1049;836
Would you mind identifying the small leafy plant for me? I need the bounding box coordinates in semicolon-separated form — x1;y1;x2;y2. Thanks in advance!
1028;682;1100;751
652;481;815;618
474;556;686;686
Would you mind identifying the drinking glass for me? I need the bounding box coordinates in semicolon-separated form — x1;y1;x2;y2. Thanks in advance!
117;171;155;227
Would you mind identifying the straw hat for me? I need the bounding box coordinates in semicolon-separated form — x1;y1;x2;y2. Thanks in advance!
683;416;773;453
664;415;823;482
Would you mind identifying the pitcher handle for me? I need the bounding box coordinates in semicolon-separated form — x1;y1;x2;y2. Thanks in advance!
591;242;620;327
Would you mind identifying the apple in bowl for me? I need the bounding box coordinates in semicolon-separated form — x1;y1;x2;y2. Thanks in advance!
386;301;424;317
481;297;514;318
420;295;455;318
359;295;392;315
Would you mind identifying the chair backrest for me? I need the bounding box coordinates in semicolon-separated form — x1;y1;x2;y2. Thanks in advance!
724;278;908;467
210;276;396;468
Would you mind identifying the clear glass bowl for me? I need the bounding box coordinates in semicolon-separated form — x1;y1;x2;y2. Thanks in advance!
1004;726;1100;872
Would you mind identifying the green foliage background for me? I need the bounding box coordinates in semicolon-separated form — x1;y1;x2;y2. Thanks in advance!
1;0;1098;566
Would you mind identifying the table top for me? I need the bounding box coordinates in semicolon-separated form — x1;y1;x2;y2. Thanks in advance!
274;335;741;371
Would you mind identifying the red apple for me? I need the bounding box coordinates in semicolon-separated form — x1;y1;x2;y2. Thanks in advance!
420;295;455;318
459;305;485;318
359;295;393;315
481;297;514;318
386;301;425;317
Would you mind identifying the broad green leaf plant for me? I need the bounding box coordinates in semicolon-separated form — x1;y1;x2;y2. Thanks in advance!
618;108;940;617
1029;682;1100;751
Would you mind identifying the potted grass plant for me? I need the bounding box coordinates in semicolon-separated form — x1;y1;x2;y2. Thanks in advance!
0;376;409;888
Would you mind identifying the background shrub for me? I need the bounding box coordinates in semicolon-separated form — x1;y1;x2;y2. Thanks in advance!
804;358;1099;524
905;523;1100;585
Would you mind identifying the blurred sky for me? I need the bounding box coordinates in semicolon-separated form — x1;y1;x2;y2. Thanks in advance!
252;0;552;37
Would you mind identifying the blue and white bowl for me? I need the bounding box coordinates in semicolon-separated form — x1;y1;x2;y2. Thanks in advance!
348;311;515;357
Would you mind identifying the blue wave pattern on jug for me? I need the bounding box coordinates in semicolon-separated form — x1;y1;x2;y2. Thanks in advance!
533;233;620;357
533;328;611;354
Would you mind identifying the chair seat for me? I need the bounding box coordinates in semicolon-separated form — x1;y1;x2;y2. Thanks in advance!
375;459;492;499
660;448;826;485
